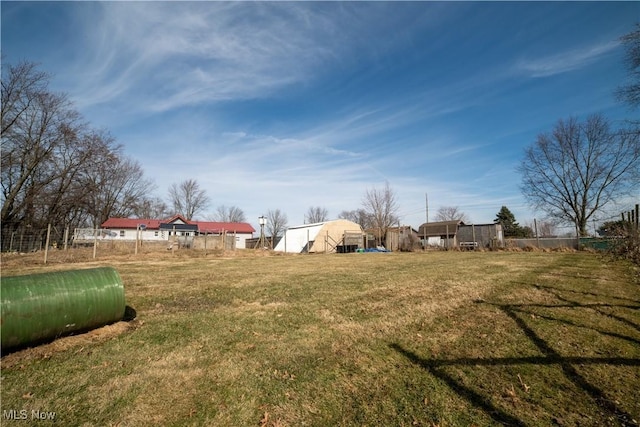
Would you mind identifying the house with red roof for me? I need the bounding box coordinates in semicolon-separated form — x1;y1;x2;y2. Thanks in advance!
97;215;256;249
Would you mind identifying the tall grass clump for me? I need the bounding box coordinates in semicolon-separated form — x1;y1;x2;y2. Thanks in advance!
607;222;640;267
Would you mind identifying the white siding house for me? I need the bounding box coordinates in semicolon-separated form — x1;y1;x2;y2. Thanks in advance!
74;215;256;249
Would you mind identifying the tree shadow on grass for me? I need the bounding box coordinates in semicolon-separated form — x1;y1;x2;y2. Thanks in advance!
389;342;528;427
531;284;640;332
390;293;640;426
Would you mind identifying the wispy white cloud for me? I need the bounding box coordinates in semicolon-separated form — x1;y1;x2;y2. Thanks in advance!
68;2;432;114
66;3;337;110
515;40;619;78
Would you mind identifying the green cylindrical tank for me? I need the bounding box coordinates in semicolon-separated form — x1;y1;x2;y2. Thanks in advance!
1;267;126;350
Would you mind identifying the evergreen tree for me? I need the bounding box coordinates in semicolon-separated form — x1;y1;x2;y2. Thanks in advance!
494;206;522;238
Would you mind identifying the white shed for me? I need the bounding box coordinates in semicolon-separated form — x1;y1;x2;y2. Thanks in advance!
274;220;364;253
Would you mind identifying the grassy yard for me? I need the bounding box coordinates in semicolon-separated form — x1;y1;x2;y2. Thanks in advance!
1;250;639;426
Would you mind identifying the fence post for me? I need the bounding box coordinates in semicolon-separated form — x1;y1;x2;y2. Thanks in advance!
44;224;51;264
472;224;476;250
172;225;176;255
93;228;98;259
63;227;69;251
534;219;540;248
135;225;139;255
445;225;449;249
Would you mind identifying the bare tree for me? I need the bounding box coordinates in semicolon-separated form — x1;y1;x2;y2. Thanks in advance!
1;59;157;236
306;206;328;223
1;61;76;229
1;60;49;136
616;23;640;111
40;125;105;228
519;114;640;236
266;209;288;239
362;182;399;247
434;206;469;223
168;179;210;220
214;205;246;222
84;144;156;227
133;197;169;219
339;209;373;229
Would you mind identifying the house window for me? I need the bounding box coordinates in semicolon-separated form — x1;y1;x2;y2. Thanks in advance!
120;230;125;237
154;231;159;237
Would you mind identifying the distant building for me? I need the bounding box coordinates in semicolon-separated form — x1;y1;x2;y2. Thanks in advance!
418;220;464;248
74;215;255;249
457;223;504;249
274;220;364;253
417;220;504;249
364;226;421;251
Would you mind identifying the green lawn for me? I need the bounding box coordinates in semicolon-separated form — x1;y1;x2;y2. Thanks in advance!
1;251;639;426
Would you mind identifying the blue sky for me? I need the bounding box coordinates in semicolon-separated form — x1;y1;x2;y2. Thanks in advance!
2;1;638;232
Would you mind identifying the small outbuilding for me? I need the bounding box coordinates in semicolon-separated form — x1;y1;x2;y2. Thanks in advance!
417;220;504;249
274;219;364;253
457;223;504;249
418;220;464;248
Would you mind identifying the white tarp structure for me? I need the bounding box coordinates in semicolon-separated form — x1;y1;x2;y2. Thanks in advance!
274;220;363;253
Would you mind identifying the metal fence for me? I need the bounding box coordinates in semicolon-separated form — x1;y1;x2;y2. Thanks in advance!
505;237;579;250
1;225;71;253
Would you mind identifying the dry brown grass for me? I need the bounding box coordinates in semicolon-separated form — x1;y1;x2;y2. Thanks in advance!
1;249;638;426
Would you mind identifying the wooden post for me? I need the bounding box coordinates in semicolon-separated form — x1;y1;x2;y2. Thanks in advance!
534;219;540;248
636;204;639;230
9;231;15;252
326;230;329;253
307;229;310;253
135;225;139;255
472;224;476;250
63;226;69;251
445;224;449;249
93;227;98;259
172;225;176;255
44;224;51;264
204;232;207;255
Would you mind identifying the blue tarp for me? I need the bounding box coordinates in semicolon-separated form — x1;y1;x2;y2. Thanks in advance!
358;247;391;253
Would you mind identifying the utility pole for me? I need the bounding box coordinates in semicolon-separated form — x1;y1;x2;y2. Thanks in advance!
425;192;429;225
423;192;429;249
